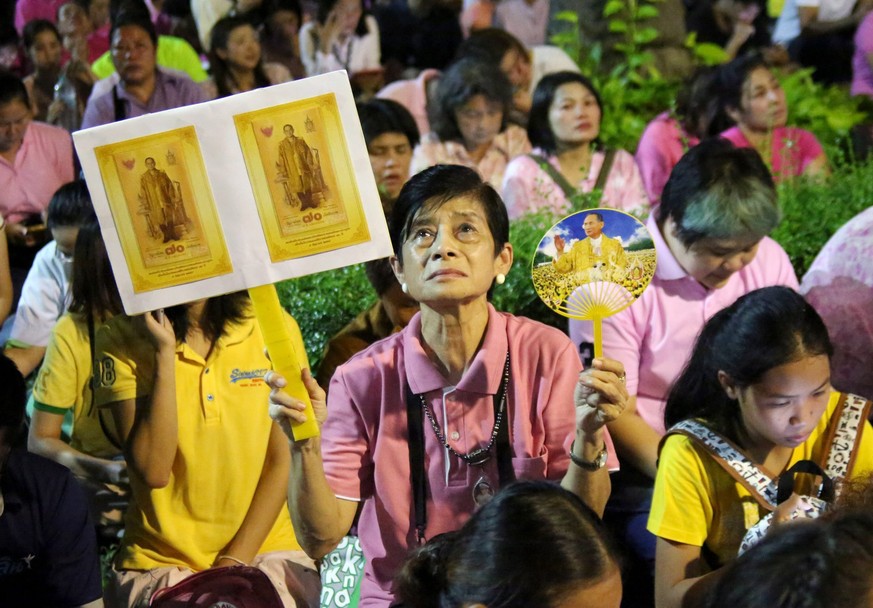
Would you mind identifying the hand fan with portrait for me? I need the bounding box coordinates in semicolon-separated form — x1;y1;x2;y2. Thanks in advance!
531;209;657;358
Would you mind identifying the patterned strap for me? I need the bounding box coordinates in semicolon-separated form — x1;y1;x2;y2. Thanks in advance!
667;393;871;511
527;154;577;200
820;393;871;479
669;420;778;510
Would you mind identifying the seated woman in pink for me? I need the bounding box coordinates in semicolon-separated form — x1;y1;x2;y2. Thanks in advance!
410;58;530;191
501;71;649;220
716;54;829;182
635;67;719;204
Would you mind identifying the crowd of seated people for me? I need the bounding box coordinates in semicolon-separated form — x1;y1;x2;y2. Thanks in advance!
3;2;873;607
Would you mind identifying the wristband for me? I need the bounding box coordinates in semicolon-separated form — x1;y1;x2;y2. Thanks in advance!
217;554;247;566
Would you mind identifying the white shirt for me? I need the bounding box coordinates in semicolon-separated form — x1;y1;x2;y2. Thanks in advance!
10;240;72;347
773;0;857;44
298;15;381;77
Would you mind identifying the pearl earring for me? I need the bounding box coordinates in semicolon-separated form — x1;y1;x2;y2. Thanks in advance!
495;273;506;285
401;283;409;294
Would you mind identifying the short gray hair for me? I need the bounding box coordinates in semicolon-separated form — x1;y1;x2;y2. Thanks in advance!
659;138;780;247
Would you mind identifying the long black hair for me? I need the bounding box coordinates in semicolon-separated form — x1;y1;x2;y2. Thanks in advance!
394;481;621;608
69;220;122;322
164;292;251;344
704;510;873;608
664;286;832;437
527;71;603;154
209;15;271;98
711;53;770;134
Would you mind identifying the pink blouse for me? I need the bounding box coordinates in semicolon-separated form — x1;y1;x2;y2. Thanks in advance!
635;112;699;204
410;125;531;191
501;148;651;220
720;125;825;182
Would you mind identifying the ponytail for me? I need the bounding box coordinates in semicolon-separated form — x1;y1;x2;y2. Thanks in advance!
664;305;738;430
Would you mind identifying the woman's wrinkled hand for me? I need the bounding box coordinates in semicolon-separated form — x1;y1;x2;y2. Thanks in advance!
574;357;628;435
266;368;327;441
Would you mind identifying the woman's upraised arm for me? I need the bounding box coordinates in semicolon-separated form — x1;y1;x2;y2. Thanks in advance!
267;369;357;559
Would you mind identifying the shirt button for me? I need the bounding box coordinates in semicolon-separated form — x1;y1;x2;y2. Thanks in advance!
206;394;214;401
450;431;460;440
205;368;210;374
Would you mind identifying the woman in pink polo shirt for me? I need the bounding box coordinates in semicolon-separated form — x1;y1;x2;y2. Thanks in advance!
269;164;629;608
716;54;829;182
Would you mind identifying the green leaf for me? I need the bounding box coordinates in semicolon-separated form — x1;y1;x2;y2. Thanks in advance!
633;28;659;44
554;10;579;23
608;20;628;33
692;42;729;65
636;4;659;19
603;0;625;16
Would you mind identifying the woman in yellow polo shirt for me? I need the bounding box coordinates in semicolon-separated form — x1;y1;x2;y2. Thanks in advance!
650;286;873;608
96;294;320;607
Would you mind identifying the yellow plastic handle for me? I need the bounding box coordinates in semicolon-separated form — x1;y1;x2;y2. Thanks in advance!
248;284;320;440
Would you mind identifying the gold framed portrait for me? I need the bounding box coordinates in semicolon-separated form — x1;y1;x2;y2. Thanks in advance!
234;93;371;262
94;126;233;293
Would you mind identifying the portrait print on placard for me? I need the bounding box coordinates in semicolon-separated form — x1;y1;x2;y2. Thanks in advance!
234;93;371;261
94;126;233;293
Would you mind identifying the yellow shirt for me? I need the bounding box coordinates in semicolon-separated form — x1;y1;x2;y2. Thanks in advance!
553;234;627;278
96;310;307;571
32;313;120;459
649;392;873;567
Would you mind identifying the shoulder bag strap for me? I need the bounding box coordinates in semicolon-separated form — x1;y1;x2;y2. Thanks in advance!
593;148;616;193
112;84;126;122
405;353;514;546
818;392;872;481
527;153;577;200
405;382;428;546
667;420;778;510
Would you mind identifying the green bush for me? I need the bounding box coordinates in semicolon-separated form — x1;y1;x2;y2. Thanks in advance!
277;264;375;369
772;160;873;279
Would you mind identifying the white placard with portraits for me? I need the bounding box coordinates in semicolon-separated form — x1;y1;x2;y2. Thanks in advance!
74;71;390;315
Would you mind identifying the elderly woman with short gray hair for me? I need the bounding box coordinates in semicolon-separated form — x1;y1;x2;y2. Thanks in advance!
569;137;799;606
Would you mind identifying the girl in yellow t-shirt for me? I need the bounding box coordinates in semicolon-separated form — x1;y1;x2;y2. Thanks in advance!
649;286;873;608
29;219;127;535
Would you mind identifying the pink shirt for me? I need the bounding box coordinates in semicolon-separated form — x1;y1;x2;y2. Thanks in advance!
635;112;699;204
852;11;873;97
720;126;824;182
376;68;441;137
0;121;74;224
410;125;531;192
14;0;67;35
322;304;617;607
801;206;873;400
501;147;650;219
570;215;798;436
